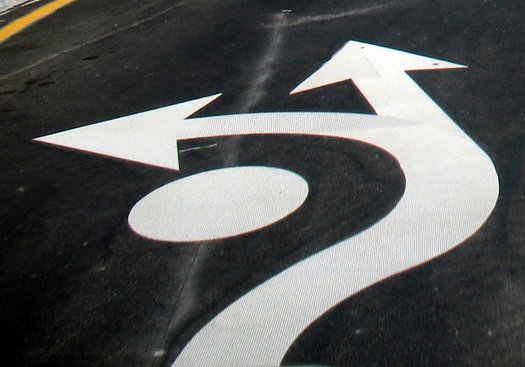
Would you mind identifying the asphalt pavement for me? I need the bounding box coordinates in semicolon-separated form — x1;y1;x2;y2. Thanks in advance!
1;0;524;366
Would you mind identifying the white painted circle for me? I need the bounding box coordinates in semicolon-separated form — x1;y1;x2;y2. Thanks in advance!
128;166;309;242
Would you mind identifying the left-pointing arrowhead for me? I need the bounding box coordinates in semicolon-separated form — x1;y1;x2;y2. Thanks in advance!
34;94;221;171
291;40;466;94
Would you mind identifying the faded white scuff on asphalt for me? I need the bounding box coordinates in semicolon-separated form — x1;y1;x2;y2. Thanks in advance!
237;12;287;112
282;0;418;27
178;143;218;154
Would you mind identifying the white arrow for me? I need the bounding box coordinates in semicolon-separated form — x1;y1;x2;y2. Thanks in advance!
292;40;467;134
34;94;221;170
33;41;498;367
35;41;469;168
167;112;498;367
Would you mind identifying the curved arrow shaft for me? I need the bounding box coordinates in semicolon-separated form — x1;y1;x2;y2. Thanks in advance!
171;112;498;366
354;72;460;133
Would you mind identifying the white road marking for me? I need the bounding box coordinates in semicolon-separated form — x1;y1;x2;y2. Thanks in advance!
128;166;309;242
35;94;221;170
168;113;498;366
34;41;499;366
169;43;498;366
291;40;467;134
0;0;28;14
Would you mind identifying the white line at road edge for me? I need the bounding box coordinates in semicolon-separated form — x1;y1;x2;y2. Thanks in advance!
0;0;42;14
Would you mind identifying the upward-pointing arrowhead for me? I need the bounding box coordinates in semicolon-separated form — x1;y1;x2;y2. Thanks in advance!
290;40;466;94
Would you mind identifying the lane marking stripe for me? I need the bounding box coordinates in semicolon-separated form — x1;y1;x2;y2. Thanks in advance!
0;0;77;44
